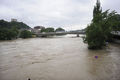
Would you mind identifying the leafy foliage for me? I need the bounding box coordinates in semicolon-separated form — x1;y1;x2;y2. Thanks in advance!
112;14;120;31
20;30;32;38
0;19;30;29
85;23;105;49
93;0;102;22
84;0;120;49
41;27;55;32
45;27;54;32
55;27;65;32
10;21;30;29
0;19;31;40
0;28;18;40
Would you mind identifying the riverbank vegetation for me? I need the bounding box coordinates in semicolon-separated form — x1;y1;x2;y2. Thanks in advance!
20;30;32;38
41;27;65;33
55;27;65;32
41;27;55;32
84;0;120;49
0;28;18;40
0;20;32;40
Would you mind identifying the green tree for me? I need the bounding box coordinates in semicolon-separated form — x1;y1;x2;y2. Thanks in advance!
112;14;120;31
0;20;11;29
85;23;105;49
0;28;18;40
41;28;47;32
45;27;54;32
0;19;30;29
41;27;55;32
55;27;65;32
10;21;30;29
0;19;31;40
20;30;32;38
93;0;102;23
84;0;120;49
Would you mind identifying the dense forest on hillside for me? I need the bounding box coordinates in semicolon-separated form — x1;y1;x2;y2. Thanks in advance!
0;20;30;29
0;19;32;40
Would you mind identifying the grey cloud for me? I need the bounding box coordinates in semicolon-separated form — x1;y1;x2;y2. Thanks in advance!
0;0;120;30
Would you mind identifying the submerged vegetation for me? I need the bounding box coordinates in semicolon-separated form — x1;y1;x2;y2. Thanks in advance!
84;0;120;49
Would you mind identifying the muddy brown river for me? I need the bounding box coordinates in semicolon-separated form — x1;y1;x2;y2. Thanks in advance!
0;35;120;80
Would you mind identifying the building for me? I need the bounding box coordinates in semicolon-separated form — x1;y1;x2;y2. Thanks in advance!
33;26;45;33
27;28;33;32
34;26;45;30
11;19;17;22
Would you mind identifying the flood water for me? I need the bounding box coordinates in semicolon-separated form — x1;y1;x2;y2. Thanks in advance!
0;35;120;80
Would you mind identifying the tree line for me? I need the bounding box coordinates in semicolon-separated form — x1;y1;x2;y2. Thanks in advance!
0;20;66;40
0;20;32;40
41;27;65;33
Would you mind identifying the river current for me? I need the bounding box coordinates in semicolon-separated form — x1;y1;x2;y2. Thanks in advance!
0;35;120;80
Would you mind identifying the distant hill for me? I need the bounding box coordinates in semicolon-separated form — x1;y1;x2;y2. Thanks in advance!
0;20;30;29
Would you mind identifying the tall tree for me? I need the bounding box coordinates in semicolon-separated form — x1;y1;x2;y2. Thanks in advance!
93;0;102;23
84;0;119;49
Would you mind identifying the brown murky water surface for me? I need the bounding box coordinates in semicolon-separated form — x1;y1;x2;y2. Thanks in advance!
0;35;120;80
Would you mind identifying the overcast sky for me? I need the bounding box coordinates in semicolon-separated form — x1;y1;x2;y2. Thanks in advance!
0;0;120;30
